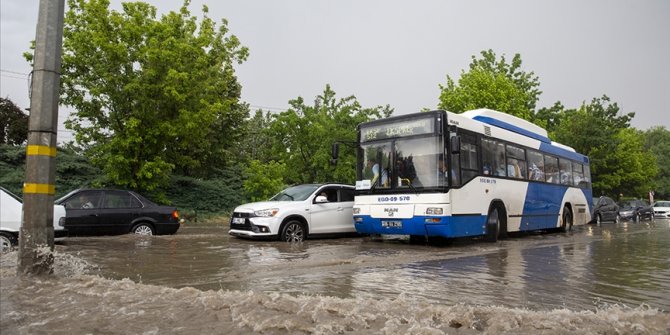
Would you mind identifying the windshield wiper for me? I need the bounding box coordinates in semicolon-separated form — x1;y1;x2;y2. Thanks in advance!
399;177;419;195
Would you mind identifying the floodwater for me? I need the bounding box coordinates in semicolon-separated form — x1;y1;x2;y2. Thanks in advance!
1;220;669;334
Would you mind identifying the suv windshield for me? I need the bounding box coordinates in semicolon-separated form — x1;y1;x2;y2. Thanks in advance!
270;184;320;201
358;136;445;190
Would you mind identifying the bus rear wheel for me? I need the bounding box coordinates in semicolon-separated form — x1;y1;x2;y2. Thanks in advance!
485;207;501;242
561;206;573;232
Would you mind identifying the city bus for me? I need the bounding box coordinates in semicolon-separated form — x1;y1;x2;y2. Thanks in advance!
349;109;592;242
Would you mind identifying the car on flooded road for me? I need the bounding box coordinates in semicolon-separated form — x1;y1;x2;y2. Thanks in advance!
617;199;654;222
1;186;67;252
653;201;670;219
56;189;181;236
229;183;356;242
591;196;620;224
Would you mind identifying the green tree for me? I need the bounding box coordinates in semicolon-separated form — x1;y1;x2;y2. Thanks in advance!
35;0;248;191
271;85;392;185
609;128;658;198
438;49;541;120
243;160;287;202
0;98;29;145
642;126;670;199
551;96;649;197
235;110;281;163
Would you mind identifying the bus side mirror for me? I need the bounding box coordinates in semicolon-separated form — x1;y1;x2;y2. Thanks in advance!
330;143;340;165
450;136;461;154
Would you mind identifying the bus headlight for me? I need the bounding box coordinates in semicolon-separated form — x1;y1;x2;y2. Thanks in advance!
426;207;443;215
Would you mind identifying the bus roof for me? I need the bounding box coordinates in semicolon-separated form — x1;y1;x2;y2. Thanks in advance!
461;109;551;144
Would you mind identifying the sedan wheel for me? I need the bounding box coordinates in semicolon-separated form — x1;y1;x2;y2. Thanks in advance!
281;221;305;242
132;223;154;236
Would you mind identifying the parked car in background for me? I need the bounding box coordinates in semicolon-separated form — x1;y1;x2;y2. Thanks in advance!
617;199;654;222
56;189;181;236
652;201;670;219
1;186;66;252
591;196;620;224
229;183;356;242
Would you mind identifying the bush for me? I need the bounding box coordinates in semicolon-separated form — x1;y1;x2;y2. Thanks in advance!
158;166;246;220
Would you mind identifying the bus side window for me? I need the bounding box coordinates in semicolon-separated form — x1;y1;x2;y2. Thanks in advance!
544;155;559;184
481;138;499;176
559;159;572;185
459;134;479;182
528;150;545;181
573;163;585;187
483;140;506;177
506;145;526;179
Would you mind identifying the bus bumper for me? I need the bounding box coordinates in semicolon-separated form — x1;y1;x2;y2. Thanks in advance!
354;215;487;238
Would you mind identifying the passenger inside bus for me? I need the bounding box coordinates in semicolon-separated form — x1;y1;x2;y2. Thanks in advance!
529;163;545;181
507;159;522;178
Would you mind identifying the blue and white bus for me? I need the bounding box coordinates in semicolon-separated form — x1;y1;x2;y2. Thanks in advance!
352;109;592;242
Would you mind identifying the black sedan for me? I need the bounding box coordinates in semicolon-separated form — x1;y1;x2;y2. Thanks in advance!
592;196;620;224
56;189;181;236
618;199;654;222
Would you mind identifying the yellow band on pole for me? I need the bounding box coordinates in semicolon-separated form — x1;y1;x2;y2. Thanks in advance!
23;183;56;195
26;145;57;157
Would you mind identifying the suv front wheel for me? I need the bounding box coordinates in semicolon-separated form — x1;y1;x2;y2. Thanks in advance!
280;220;306;242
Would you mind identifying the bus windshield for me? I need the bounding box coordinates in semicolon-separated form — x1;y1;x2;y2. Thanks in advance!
358;135;446;190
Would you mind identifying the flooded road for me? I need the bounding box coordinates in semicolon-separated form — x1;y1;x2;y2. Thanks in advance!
2;220;670;334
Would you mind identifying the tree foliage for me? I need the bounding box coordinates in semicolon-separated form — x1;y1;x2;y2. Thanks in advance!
0;98;29;145
243;160;286;202
0;144;104;198
269;85;392;185
550;96;655;197
642;126;670;199
48;0;248;191
438;49;541;120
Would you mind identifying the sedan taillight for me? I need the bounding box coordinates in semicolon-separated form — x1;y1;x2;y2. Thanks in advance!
172;210;180;220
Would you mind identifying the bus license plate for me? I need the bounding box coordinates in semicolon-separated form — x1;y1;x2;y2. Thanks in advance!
232;217;245;224
382;220;402;228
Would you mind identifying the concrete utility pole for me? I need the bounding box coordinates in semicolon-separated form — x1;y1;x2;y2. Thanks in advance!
18;0;65;276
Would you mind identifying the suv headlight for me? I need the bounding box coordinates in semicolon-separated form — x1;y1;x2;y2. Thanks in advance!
254;208;279;217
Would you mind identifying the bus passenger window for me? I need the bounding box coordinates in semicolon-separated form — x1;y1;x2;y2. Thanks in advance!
528;150;545;181
573;164;585;186
459;134;479;182
482;139;506;177
506;145;526;179
559;159;572;185
544;155;559;184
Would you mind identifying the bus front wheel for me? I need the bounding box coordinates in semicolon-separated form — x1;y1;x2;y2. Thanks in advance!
485;207;500;242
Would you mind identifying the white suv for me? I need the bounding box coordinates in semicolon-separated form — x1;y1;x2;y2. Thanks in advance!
229;184;356;242
1;186;67;252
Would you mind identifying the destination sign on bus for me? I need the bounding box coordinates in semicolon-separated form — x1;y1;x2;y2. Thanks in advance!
361;117;434;142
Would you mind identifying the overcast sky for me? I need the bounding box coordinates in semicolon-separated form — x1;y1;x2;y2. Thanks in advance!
2;1;669;143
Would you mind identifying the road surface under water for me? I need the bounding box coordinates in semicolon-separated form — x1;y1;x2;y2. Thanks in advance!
1;219;669;334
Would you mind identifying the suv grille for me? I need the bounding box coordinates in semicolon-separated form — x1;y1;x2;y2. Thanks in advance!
230;212;252;231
